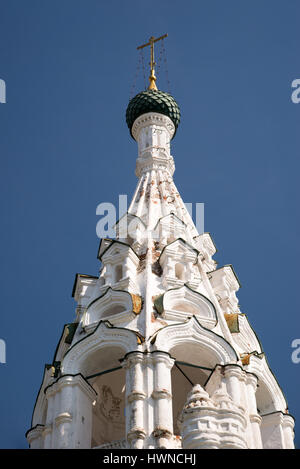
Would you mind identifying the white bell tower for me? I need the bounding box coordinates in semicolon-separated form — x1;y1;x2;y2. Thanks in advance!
26;36;295;450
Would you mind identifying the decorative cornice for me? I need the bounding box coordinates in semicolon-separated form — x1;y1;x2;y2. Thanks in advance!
261;411;295;426
151;316;239;364
159;237;199;263
99;238;139;263
72;273;98;300
223;364;244;380
26;424;44;443
62;321;142;375
44;373;97;402
153;284;217;330
131;112;175;141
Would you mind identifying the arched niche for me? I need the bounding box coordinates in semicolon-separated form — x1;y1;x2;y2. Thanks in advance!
61;321;141;376
152;316;238;364
90;368;126;448
245;355;287;415
154;286;217;329
60;323;142;448
83;288;136;329
250;358;291;449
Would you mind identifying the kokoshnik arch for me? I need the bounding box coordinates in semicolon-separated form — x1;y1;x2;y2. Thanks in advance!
26;35;295;450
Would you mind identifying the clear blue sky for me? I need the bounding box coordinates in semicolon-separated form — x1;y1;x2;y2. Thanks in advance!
0;0;299;448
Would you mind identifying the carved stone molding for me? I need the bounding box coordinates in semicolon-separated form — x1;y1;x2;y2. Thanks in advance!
55;412;72;427
152;316;238;365
132;112;175;141
62;322;141;375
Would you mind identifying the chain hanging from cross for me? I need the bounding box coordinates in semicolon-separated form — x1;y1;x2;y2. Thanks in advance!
137;34;168;90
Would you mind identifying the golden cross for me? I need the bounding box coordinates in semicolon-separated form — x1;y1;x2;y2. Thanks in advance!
137;34;168;90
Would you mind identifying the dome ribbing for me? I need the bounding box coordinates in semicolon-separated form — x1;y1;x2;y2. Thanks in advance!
126;89;180;139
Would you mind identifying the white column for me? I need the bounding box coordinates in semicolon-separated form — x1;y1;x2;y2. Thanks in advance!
223;365;254;449
245;373;263;449
151;352;174;448
282;414;295;449
43;386;56;448
45;374;96;448
239;370;256;448
223;365;242;405
53;377;74;449
123;352;146;449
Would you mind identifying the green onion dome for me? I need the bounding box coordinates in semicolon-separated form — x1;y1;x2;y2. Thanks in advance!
126;89;180;139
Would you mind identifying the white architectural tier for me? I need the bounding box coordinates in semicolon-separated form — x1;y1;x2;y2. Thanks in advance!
27;111;295;449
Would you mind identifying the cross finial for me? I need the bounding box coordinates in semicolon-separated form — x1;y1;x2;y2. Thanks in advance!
137;34;168;90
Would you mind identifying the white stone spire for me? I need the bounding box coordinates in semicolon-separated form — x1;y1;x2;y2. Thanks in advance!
114;110;233;343
122;111;205;340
